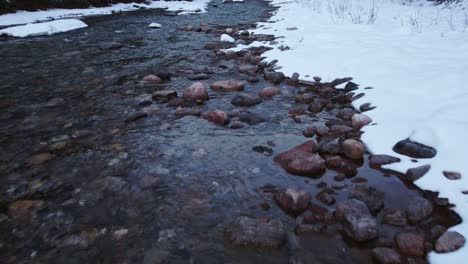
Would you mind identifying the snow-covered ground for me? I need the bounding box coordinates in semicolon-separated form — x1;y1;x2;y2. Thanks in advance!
0;19;88;37
0;0;210;27
232;0;468;262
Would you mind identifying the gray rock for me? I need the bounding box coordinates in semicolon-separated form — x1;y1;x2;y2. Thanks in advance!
406;196;433;224
406;164;431;181
393;138;436;158
395;233;425;257
443;171;462;180
435;231;466;253
369;155;401;168
383;210;408;226
231;94;262;107
182;82;209;102
239;112;266;125
372;248;402;264
342;213;378;242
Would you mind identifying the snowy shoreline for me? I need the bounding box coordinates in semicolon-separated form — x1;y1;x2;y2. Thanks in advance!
232;0;468;262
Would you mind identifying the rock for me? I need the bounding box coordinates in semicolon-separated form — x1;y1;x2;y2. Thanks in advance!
187;73;210;81
325;156;342;169
265;71;285;84
443;171;461;180
406;164;431;182
316;189;335;205
259;87;281;99
332;182;347;190
360;102;376;112
229;122;244;129
338;162;358;178
329;125;354;135
302;126;317;138
125;111;147;123
238;64;258;74
313;76;322;83
383;210;408;226
247;76;259;83
295;94;314;104
134;93;153;106
303;203;336;224
152;90;177;103
149;22;162;28
231;94;262;107
330;77;353;87
175;108;203;118
27;153;54;165
183;82;209;102
8;200;45;219
430;225;447;241
393;138;436;159
295;223;326;234
274;189;311;214
344;81;359;91
203;110;229;125
274;141;325;177
337;108;356;120
252;145;273;156
369;155;401;168
211;80;244;92
342;139;365;159
239;112;266;125
142;75;163;83
315;125;330;136
395;233;425;257
435;231;466;253
336;199;370;220
349;185;384;213
98;41;123;50
351;114;372;130
342;213;378;242
318;139;342;155
405;196;433;224
372;248;402;264
224;216;286;249
204;41;219;50
220;34;235;43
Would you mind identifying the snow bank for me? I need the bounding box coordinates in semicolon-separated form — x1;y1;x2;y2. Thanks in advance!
233;0;468;262
0;0;210;27
0;19;87;37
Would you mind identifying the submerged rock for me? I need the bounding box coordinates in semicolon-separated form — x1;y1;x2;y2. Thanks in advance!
203;110;229;125
224;216;286;249
239;112;266;125
274;189;311;214
349;185;384;213
274;141;326;177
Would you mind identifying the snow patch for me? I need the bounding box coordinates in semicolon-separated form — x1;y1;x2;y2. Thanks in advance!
0;0;210;27
0;19;87;37
233;0;468;262
148;22;161;28
220;34;235;43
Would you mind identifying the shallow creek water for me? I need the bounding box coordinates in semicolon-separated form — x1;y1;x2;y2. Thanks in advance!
0;1;461;263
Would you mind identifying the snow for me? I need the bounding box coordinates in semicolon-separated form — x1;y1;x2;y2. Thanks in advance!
0;0;210;27
148;22;162;28
0;19;87;37
231;0;468;262
220;33;235;43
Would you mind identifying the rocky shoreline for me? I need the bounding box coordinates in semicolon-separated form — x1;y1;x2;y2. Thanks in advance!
0;0;464;263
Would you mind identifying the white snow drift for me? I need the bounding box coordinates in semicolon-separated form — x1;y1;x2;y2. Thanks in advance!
0;19;87;37
232;0;468;262
0;0;210;27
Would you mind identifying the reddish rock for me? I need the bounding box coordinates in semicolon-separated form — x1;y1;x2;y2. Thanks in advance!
325;156;342;169
175;108;203;118
273;141;326;177
203;110;229;125
302;203;336;224
27;153;54;165
395;233;425;257
142;74;162;83
369;155;400;168
182;82;209;102
372;248;402;264
259;87;281;99
211;80;244;92
295;94;314;104
342;139;365;159
351;113;372;130
435;231;465;253
303;126;317;138
274;189;311;214
383;210;408;227
406;196;433;224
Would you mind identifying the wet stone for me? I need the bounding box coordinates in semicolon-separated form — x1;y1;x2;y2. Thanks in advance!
372;248;402;264
187;73;210;80
302;126;317;138
349;185;384;213
264;71;285;85
302;203;336;224
336;199;378;242
351;113;372;130
98;41;123;50
316;189;336;205
27;152;54;166
406;196;433;224
274;188;311;214
430;225;447;241
239;112;266;125
406;164;431;182
224;216;286;249
183;82;209;102
393;138;436;159
326;156;343;169
247;76;260;83
274;141;326;177
259;87;281;99
125;111;148;123
229;122;244;129
252;145;273;156
203;110;229;125
383;210;408;227
231;93;262;107
295;94;314;104
318;139;342;155
211;80;244;92
395;233;425;257
435;231;466;253
152;90;177;103
369;155;401;168
142;74;163;83
342;139;365;160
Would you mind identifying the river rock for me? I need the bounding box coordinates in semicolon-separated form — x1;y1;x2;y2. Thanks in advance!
224;216;286;249
443;171;462;180
302;126;317;138
316;189;336;205
336;199;370;219
383;210;408;227
325;156;342;169
152;90;177;103
372;248;402;264
405;164;431;181
98;41;123;50
239;112;266;125
274;189;311;214
318;139;342;155
351;113;372;130
405;196;433;224
175;108;203;118
395;233;425;256
187;73;210;81
259;87;281;99
231;94;262;107
349;185;384;213
264;71;285;84
369;155;401;168
274;141;326;177
342;139;365;159
211;80;244;92
142;75;162;83
303;203;336;224
203;110;229;125
435;231;466;253
393;138;436;158
183;82;209;102
295;94;314;104
342;212;378;242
